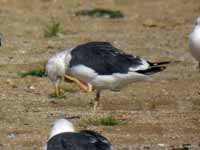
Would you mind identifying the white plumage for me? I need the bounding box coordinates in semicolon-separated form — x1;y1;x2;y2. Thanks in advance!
189;16;200;68
49;119;75;139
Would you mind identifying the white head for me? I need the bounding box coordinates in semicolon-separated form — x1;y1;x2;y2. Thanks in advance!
49;118;75;139
46;51;67;84
46;48;73;96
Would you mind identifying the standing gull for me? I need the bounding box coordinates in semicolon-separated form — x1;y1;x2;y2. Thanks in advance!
45;118;113;150
189;16;200;69
46;41;169;113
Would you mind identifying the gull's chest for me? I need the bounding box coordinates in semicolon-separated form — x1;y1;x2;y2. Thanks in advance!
190;28;200;48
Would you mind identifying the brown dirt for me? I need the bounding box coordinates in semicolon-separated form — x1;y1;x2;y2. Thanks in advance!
0;0;200;150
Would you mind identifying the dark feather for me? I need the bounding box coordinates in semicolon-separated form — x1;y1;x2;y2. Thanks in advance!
136;66;166;75
137;60;170;75
148;61;170;66
70;42;144;75
47;130;113;150
80;130;112;150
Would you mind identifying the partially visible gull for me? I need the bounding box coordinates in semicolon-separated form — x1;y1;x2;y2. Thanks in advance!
0;35;2;47
46;41;169;113
45;118;113;150
189;16;200;69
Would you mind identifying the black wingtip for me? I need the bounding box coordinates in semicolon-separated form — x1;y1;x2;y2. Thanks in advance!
149;61;171;66
136;66;166;75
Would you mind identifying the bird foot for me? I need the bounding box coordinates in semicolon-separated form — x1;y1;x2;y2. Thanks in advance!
78;82;92;93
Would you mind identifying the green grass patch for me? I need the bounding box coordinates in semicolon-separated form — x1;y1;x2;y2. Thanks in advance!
63;88;77;93
75;8;124;19
18;68;47;78
49;88;77;99
80;116;121;128
49;93;66;99
44;19;61;38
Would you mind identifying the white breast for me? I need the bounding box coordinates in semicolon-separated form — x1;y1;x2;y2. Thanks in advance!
91;72;152;90
189;27;200;61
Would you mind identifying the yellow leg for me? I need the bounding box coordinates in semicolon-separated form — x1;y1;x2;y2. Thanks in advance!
79;83;93;93
64;75;80;83
64;75;93;93
55;85;61;97
93;90;101;114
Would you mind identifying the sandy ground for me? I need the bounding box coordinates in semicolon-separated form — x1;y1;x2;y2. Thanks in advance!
0;0;200;150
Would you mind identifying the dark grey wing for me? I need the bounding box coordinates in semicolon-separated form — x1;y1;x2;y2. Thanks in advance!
70;42;146;75
47;133;76;150
47;131;113;150
80;130;113;150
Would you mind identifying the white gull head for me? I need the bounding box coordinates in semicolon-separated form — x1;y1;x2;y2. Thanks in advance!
49;118;75;139
46;48;73;85
44;118;75;150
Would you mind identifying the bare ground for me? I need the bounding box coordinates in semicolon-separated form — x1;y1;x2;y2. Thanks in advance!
0;0;200;150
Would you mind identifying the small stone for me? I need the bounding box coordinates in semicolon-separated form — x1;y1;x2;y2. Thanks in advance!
5;79;12;85
12;85;17;88
116;128;121;131
8;56;13;59
20;50;26;54
48;99;59;104
144;146;150;149
29;85;35;90
162;89;169;95
158;143;167;147
5;79;17;88
143;19;158;27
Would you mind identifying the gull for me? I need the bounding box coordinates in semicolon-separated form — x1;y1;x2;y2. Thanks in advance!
45;118;113;150
0;35;2;47
189;16;200;69
46;41;169;113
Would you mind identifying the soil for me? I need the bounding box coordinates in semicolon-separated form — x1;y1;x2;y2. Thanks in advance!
0;0;200;150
